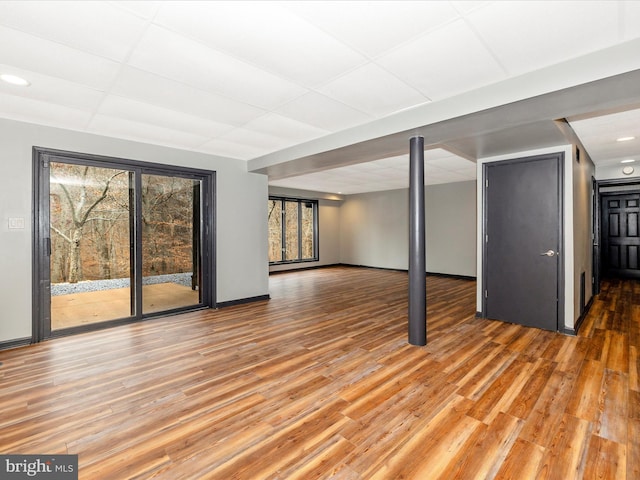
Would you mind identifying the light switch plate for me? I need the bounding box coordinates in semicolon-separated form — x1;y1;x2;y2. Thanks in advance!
8;217;25;229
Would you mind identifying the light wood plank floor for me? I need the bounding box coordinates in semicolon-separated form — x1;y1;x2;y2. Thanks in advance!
1;266;638;479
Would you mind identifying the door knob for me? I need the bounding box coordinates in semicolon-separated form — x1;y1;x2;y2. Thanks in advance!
541;250;556;257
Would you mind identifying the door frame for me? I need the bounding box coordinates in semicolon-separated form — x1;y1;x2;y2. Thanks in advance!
481;152;564;332
594;177;640;290
32;147;216;343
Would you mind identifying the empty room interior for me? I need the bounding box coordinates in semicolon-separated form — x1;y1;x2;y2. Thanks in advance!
1;1;640;478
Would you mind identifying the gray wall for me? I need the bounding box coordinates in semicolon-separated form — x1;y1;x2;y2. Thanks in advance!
0;118;269;343
339;181;477;276
572;145;596;328
425;181;477;277
339;189;408;270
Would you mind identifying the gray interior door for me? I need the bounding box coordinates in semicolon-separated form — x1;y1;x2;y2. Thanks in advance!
601;192;640;278
484;153;562;331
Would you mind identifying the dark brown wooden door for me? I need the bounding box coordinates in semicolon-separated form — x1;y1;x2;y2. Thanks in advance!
601;193;640;278
484;153;562;331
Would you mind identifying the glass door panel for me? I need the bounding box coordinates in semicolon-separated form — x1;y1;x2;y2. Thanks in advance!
285;200;299;260
268;199;283;262
141;173;201;314
301;202;315;259
49;162;133;329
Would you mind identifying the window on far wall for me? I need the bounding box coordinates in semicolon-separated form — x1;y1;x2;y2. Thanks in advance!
268;197;318;264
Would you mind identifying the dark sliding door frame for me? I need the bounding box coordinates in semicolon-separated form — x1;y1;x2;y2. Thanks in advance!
32;147;216;343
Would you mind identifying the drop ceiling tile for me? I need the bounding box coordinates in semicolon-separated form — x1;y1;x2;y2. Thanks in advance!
426;156;476;170
0;92;93;130
424;163;447;175
269;160;416;196
450;1;493;14
127;25;308;109
425;147;467;161
315;183;342;193
318;63;429;117
286;1;459;58
569;109;640;162
364;162;400;172
380;178;409;189
466;1;619;76
376;18;505;100
155;1;367;87
197;138;266;160
97;95;236;138
0;64;105;111
373;166;407;179
0;26;121;90
331;164;370;176
110;1;162;19
371;155;409;169
217;127;299;156
241;113;329;144
276;92;373;132
348;171;391;183
89;114;211;150
320;170;348;181
570;120;635;140
304;178;348;192
569;109;640;163
0;1;148;61
111;66;265;126
424;171;457;182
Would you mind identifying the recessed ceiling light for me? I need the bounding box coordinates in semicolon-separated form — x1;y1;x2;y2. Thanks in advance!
617;136;635;142
0;74;30;86
621;159;636;164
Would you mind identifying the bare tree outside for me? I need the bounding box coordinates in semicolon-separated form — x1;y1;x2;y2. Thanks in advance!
50;163;130;284
47;161;205;330
268;199;283;262
284;201;299;260
268;198;317;263
50;164;198;285
141;174;196;278
301;202;314;259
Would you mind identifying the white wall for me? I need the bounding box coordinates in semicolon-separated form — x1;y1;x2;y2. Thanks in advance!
339;181;477;276
0;118;269;343
476;144;593;332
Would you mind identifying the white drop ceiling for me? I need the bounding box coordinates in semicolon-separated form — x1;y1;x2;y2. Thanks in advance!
1;1;640;194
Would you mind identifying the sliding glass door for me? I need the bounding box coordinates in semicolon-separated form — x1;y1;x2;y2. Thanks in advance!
49;162;134;329
141;173;201;314
33;148;215;341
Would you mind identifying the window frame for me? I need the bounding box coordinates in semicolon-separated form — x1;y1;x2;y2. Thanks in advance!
268;196;319;265
32;146;216;343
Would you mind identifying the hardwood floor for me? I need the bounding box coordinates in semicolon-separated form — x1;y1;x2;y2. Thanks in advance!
1;266;638;479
